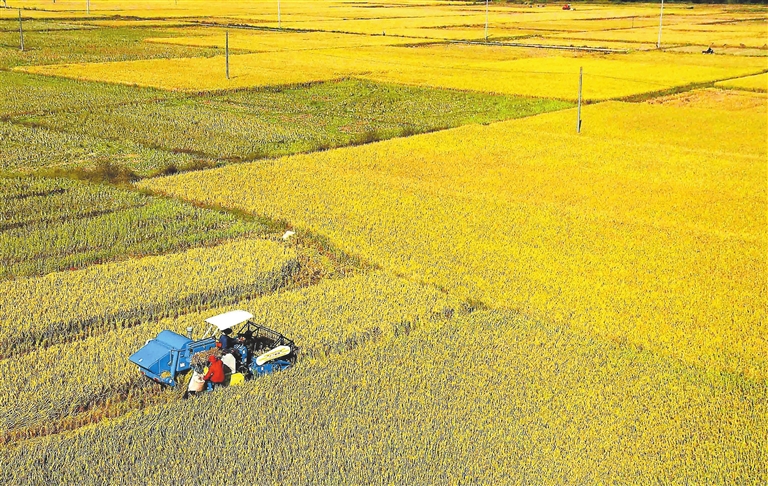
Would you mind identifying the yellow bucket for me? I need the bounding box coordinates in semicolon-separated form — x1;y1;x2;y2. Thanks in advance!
229;373;245;386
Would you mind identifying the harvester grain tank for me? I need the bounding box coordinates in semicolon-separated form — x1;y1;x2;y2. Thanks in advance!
129;310;297;387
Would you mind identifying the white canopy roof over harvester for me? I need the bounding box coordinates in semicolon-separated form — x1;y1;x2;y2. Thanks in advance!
205;310;254;331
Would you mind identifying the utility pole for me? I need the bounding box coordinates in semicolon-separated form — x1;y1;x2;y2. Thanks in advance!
86;0;90;15
656;0;664;49
278;0;281;30
577;67;583;133
484;0;489;41
18;10;23;52
225;30;230;79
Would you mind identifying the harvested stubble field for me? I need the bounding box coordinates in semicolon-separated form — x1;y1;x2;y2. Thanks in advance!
1;0;767;484
13;78;570;160
0;177;267;278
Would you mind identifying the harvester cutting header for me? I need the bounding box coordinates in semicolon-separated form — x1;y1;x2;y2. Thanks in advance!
129;310;298;392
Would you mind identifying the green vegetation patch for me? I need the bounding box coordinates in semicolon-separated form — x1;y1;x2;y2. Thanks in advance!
0;177;268;279
0;26;220;69
0;120;199;174
0;19;94;33
18;79;573;161
0;71;176;117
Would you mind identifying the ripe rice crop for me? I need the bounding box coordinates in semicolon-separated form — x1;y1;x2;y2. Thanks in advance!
351;46;767;100
716;72;768;92
549;25;768;48
0;272;459;442
500;17;665;32
2;310;763;483
0;177;265;278
19;50;364;91
0;239;297;357
142;101;767;379
2;2;766;482
23;43;766;100
521;35;657;51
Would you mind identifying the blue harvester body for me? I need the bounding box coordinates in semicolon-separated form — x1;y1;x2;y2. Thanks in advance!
129;330;217;386
130;311;298;387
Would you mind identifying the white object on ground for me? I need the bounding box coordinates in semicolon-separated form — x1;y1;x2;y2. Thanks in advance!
256;345;291;366
188;371;205;392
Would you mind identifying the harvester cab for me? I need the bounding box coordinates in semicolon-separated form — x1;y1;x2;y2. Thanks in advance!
129;310;298;387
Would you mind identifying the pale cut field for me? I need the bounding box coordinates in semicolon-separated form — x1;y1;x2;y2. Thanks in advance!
141;101;767;380
716;72;768;91
520;36;657;51
190;9;473;27
648;87;768;111
258;15;494;35
21;42;766;99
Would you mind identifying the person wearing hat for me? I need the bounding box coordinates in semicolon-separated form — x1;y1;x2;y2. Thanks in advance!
218;328;236;350
203;354;226;390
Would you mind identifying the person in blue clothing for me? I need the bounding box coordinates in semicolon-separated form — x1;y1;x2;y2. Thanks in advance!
218;328;235;350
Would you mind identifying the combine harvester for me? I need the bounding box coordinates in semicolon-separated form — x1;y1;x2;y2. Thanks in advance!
129;310;298;389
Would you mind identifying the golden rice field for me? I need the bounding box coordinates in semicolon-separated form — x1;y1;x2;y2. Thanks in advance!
142;101;767;380
2;0;767;483
0;272;459;443
549;24;768;48
144;30;410;53
717;71;768;91
2;308;766;483
21;44;767;99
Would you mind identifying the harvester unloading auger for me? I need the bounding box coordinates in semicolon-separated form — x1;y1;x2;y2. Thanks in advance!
129;310;298;390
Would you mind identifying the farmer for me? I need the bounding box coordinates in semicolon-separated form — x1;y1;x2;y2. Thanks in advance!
218;328;236;350
203;355;226;390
